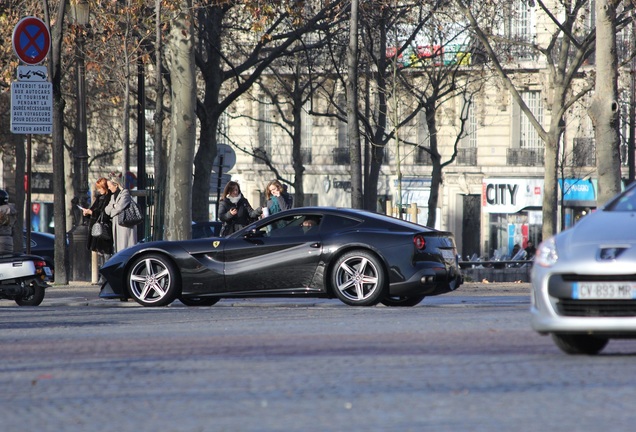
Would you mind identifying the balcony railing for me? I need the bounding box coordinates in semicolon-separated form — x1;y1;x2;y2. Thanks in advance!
332;147;350;165
456;148;477;165
415;148;433;165
253;147;269;164
507;148;544;166
573;138;595;167
300;149;312;165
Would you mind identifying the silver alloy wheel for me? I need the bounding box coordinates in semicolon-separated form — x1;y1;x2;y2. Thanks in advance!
333;251;385;305
128;254;177;306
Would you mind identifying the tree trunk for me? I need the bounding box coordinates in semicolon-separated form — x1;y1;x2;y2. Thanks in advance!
291;92;306;207
164;0;196;240
589;0;622;203
153;0;166;240
427;111;440;228
46;0;69;284
347;0;363;208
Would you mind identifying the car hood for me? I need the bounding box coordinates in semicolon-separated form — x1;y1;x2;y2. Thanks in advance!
553;211;636;273
561;211;636;247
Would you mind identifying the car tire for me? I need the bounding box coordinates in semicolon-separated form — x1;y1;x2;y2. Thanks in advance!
179;296;221;306
331;250;387;306
14;283;45;306
380;295;425;307
127;254;180;307
551;333;609;355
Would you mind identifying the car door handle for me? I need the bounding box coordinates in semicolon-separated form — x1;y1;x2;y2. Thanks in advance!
310;243;321;248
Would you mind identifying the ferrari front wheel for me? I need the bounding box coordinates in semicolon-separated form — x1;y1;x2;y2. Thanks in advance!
127;254;180;307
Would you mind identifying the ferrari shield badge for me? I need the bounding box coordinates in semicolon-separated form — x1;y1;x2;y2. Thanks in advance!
213;241;220;248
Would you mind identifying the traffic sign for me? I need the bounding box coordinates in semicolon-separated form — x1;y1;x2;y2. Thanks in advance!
12;17;51;65
10;81;53;134
214;144;237;170
17;65;48;81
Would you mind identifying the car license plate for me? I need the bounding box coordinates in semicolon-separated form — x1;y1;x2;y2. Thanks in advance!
572;282;636;299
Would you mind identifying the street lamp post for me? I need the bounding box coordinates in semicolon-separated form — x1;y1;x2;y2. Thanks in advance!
70;0;91;281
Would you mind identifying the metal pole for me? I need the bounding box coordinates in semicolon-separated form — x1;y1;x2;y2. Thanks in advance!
71;18;90;281
215;154;224;219
630;14;636;183
26;134;32;254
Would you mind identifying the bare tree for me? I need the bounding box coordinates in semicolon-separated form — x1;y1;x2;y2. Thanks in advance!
191;1;344;222
164;0;196;240
455;0;617;240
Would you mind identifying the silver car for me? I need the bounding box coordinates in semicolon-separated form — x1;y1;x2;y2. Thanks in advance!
531;182;636;355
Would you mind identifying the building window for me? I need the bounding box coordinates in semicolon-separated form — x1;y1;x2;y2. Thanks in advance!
332;147;350;165
519;91;543;150
457;101;478;165
573;138;596;167
256;100;272;163
415;148;433;165
415;110;431;164
301;102;313;164
217;110;229;142
505;0;536;60
337;94;348;149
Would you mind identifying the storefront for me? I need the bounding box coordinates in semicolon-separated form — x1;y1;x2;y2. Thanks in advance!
482;178;543;259
558;178;596;228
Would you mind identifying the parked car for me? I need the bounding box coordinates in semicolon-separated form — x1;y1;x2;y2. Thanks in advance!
100;207;463;307
192;221;222;238
531;182;636;355
23;231;55;268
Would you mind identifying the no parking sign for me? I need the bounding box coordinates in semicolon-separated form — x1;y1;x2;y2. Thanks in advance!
12;17;51;65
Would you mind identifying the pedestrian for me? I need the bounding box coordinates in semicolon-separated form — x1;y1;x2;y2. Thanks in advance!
104;172;138;252
0;189;17;254
264;179;293;217
81;177;114;257
525;241;537;259
218;181;262;236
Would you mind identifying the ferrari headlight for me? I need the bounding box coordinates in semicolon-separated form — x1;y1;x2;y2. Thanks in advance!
535;237;558;267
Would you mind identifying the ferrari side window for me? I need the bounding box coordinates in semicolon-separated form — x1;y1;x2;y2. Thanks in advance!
266;216;299;237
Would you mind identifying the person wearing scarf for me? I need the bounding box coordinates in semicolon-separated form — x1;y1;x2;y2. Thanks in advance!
218;181;262;237
265;179;293;217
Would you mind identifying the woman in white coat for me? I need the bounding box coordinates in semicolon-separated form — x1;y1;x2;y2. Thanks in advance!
104;173;138;252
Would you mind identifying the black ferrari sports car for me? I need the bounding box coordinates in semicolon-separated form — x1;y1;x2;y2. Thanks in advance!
99;207;463;307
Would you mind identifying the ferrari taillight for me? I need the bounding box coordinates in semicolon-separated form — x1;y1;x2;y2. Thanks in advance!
413;235;426;250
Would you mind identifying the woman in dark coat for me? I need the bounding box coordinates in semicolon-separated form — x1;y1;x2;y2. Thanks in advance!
218;181;262;236
82;177;114;256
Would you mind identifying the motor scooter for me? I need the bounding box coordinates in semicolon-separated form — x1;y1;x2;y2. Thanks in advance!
0;253;52;306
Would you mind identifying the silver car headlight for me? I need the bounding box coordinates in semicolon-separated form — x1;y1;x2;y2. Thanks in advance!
535;237;558;267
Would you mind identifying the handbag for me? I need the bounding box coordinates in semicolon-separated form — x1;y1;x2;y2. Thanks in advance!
118;200;143;227
91;213;111;240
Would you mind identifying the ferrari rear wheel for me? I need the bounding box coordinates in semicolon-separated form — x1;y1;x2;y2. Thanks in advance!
380;295;425;307
128;254;180;307
179;296;221;306
551;333;609;355
331;250;386;306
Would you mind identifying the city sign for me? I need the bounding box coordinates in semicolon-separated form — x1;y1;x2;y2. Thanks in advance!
12;17;51;65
